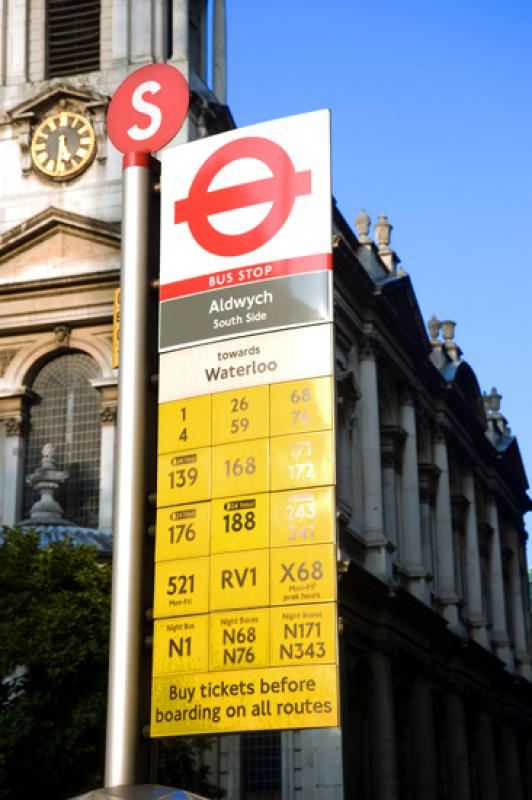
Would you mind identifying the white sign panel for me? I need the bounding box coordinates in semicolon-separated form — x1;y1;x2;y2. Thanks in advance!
158;324;334;402
160;110;332;304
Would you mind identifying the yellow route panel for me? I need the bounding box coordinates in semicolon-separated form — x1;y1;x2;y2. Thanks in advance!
155;502;210;561
154;556;210;618
212;438;269;498
153;615;209;675
158;395;211;453
157;447;211;507
210;548;270;611
212;385;269;445
270;431;334;491
151;663;339;736
270;543;336;607
211;493;269;553
270;377;333;436
270;486;334;548
270;603;337;667
209;608;269;671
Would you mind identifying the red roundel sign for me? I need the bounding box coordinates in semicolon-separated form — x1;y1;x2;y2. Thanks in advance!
107;64;189;154
173;137;312;257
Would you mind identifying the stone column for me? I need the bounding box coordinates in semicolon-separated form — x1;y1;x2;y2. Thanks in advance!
486;496;512;668
213;0;227;102
445;690;470;800
418;463;440;580
111;0;129;62
0;391;33;526
171;0;189;63
501;723;524;799
475;710;498;800
411;674;437;799
1;416;26;525
370;650;398;800
433;425;461;630
380;426;404;553
130;0;154;62
399;389;427;601
462;470;488;646
99;406;117;531
358;335;391;579
5;0;29;85
509;528;532;680
93;379;118;532
348;397;365;535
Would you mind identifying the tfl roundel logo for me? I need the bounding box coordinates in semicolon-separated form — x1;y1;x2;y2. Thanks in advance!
173;137;311;257
160;110;332;283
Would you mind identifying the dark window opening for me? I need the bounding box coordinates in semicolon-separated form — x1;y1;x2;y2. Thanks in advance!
241;732;282;800
47;0;100;78
163;0;173;60
189;0;207;81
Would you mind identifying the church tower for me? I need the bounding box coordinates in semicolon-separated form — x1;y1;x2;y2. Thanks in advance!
0;1;231;531
0;0;230;232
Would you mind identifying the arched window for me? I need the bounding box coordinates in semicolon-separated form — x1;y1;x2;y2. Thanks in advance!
23;352;101;527
46;0;100;78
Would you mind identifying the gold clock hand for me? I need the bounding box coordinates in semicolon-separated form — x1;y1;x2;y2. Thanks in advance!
56;134;71;175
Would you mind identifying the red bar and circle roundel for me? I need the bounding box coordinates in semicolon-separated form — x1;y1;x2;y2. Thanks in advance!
173;137;312;257
107;64;189;154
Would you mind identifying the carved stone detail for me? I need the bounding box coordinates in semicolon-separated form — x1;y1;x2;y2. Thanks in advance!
359;334;379;361
3;416;25;436
432;419;451;444
451;494;469;531
380;425;406;471
100;405;117;424
354;209;371;243
54;325;71;346
418;462;441;505
374;214;392;253
0;349;18;378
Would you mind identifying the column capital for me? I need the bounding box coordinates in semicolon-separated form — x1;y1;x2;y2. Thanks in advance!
432;417;452;443
0;389;35;437
398;381;420;407
359;332;380;361
380;425;406;470
100;405;117;425
451;493;469;530
418;462;441;505
3;415;27;436
485;486;499;507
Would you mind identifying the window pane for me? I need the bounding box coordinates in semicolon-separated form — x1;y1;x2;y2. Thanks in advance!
241;732;282;800
24;353;101;528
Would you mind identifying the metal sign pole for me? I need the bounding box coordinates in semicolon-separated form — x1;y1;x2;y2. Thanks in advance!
105;152;159;787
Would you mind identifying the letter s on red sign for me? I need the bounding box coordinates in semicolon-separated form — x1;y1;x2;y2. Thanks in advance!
128;80;163;141
107;63;189;154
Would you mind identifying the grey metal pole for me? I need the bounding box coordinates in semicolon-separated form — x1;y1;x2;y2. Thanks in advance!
105;152;159;787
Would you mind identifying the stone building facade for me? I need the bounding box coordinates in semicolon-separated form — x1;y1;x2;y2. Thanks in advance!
1;2;532;799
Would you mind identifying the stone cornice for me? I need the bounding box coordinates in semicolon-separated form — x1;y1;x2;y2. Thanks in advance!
0;207;120;262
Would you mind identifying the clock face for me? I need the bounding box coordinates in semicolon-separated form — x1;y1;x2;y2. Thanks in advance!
31;111;96;179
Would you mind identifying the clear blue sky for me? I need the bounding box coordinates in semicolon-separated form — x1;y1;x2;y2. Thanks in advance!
226;0;532;540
